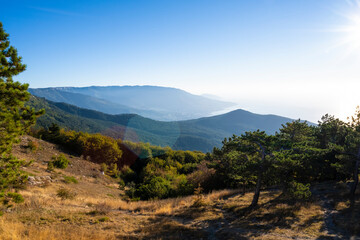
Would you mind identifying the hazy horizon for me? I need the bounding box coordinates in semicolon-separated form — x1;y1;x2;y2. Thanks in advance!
3;0;360;122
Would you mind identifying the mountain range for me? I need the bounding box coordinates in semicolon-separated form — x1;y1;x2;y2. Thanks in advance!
27;93;296;152
29;86;235;121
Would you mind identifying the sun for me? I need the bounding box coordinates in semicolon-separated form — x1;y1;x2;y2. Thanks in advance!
338;12;360;52
333;0;360;55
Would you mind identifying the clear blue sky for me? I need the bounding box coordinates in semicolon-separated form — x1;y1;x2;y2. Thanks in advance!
2;0;360;122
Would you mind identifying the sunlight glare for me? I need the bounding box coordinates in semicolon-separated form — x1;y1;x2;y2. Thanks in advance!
334;0;360;56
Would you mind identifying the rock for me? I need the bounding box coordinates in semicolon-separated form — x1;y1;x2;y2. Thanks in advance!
28;176;35;182
27;175;52;186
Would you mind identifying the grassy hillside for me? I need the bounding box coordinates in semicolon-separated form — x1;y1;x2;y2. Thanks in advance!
1;136;358;239
27;96;295;152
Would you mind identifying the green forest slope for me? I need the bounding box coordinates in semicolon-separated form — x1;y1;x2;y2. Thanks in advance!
27;95;296;152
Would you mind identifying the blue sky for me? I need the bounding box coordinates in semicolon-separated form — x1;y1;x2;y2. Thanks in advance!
2;0;360;122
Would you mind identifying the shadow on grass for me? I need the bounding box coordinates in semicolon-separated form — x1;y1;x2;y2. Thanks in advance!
129;216;207;240
312;182;359;239
176;191;313;239
127;186;359;239
216;192;322;239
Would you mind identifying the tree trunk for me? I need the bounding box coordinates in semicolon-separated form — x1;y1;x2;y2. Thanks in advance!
251;173;262;207
350;148;360;195
350;148;360;197
350;147;360;208
250;148;266;208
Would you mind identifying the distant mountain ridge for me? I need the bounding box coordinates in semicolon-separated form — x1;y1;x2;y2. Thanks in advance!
29;85;235;121
28;95;296;152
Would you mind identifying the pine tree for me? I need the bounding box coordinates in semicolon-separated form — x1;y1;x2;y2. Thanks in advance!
0;22;43;194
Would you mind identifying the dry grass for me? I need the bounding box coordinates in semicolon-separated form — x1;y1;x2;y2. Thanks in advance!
218;191;326;239
1;135;357;239
0;218;117;240
0;184;350;240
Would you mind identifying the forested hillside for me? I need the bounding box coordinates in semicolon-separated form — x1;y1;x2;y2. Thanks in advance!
27;95;295;152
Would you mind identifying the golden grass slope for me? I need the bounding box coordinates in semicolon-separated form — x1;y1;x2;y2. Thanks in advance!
0;135;358;239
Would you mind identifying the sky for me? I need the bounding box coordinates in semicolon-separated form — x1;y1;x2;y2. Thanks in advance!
2;0;360;122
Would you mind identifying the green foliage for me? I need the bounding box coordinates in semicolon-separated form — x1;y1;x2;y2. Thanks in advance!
137;176;172;199
100;163;107;173
98;217;110;222
287;182;311;200
51;154;69;169
0;155;28;191
118;178;125;189
82;134;122;164
6;192;24;203
109;163;120;177
125;182;137;200
26;140;39;152
214;150;256;189
0;22;43;196
30;110;360;204
120;165;136;182
1;191;24;205
34;126;205;200
56;187;76;200
47;161;54;171
37;129;124;168
63;175;78;184
130;152;203;200
212;125;321;206
192;184;206;207
211;114;360;206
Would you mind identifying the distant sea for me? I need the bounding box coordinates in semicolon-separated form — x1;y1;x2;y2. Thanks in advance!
209;105;243;116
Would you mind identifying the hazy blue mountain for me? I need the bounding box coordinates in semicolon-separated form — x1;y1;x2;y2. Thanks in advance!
28;96;298;152
28;88;159;117
29;86;235;121
182;109;294;135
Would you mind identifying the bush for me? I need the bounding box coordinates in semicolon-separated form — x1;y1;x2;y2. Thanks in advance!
136;176;172;200
287;181;311;200
56;187;76;200
118;178;125;189
98;216;110;222
82;134;122;164
170;174;193;196
120;165;136;183
89;202;112;215
192;184;206;207
108;163;120;178
6;192;24;204
63;176;78;184
26;140;39;152
47;161;54;171
125;182;137;199
100;163;108;173
52;154;69;169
